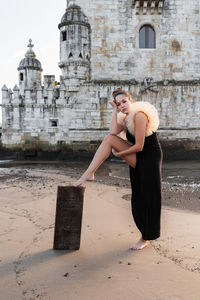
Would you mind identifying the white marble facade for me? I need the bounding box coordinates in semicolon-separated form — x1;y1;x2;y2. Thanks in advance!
1;0;200;152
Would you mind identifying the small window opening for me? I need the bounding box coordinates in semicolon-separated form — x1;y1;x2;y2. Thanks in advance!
139;25;156;49
57;140;65;145
86;54;90;60
62;31;67;41
51;120;58;127
20;73;24;81
68;52;73;58
7;118;12;127
79;52;83;59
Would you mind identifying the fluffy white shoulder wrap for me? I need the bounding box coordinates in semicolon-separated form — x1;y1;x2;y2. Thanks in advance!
117;101;159;137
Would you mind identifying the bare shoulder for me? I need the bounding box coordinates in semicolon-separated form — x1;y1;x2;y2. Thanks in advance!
134;111;148;123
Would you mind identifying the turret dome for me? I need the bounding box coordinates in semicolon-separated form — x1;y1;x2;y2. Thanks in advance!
18;39;42;71
58;4;90;29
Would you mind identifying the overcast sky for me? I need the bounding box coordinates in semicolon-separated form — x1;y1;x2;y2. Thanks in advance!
0;0;68;123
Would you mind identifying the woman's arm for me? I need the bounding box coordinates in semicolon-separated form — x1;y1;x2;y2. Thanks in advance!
113;112;147;157
109;101;124;134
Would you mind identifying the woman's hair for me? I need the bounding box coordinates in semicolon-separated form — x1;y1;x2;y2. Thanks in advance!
112;88;134;102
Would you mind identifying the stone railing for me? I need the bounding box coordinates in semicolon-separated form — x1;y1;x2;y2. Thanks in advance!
132;0;165;15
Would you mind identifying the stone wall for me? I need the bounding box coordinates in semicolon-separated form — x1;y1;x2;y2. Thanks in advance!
77;0;200;81
1;79;200;151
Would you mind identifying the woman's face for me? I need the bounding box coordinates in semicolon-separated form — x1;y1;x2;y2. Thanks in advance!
115;94;132;114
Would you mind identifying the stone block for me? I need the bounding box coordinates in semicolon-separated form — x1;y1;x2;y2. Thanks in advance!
53;186;85;250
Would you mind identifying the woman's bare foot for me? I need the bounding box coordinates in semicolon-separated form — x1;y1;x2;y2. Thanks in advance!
73;171;94;187
129;237;149;251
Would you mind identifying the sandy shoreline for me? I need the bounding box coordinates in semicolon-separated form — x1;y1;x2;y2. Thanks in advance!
0;163;200;299
1;160;200;213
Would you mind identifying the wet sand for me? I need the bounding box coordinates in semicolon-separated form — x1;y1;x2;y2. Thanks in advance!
0;160;200;299
1;159;199;212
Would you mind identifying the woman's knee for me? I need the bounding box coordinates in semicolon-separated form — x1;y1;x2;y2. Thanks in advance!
103;133;117;142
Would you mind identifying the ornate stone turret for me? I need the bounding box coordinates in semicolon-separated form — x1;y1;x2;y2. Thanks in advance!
58;2;91;91
13;85;20;105
1;85;9;105
18;39;43;95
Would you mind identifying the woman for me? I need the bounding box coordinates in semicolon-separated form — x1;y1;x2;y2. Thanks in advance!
74;88;162;251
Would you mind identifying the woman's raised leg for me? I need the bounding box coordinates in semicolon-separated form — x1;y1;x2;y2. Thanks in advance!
73;133;136;186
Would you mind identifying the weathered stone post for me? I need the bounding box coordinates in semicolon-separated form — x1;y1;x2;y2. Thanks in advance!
53;186;85;250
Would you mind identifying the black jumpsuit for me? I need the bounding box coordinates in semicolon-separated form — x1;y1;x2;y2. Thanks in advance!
126;130;163;240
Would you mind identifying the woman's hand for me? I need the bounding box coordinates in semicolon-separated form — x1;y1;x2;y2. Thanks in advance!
112;149;122;157
109;98;118;109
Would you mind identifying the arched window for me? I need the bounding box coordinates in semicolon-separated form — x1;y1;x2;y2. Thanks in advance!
62;31;67;41
139;25;155;49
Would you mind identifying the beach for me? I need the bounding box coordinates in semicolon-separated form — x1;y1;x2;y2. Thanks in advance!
0;161;200;300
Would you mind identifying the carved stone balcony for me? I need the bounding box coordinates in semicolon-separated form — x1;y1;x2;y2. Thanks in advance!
132;0;165;15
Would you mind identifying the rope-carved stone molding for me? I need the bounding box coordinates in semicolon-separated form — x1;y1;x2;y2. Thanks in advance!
140;77;159;93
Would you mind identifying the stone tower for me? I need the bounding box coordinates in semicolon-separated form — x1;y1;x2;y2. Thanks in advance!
58;1;91;91
17;39;43;95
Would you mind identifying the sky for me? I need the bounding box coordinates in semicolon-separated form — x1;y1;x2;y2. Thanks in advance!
0;0;68;124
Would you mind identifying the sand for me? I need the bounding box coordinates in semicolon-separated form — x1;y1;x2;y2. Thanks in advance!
0;166;200;300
